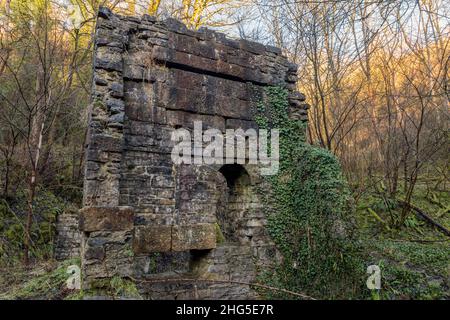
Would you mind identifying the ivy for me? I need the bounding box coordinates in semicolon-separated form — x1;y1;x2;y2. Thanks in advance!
255;86;365;299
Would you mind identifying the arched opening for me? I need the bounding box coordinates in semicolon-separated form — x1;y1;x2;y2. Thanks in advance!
217;164;251;243
186;164;254;279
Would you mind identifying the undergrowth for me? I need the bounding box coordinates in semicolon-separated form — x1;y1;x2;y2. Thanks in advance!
357;187;449;299
0;190;69;266
0;259;80;300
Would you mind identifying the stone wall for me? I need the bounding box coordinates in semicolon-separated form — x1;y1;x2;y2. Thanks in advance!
55;206;81;260
81;7;308;299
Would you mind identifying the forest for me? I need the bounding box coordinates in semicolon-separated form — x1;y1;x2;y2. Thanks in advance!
0;0;448;300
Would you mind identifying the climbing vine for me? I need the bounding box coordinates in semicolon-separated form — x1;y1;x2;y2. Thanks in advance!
255;86;365;299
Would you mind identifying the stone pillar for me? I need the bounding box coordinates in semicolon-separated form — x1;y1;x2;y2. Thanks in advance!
80;8;135;288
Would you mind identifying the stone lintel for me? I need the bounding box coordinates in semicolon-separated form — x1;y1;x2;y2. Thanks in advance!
133;223;217;254
172;224;217;251
79;206;134;232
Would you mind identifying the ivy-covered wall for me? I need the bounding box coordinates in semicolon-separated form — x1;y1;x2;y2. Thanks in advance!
255;87;365;299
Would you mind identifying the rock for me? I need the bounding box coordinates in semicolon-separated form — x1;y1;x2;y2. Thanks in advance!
133;225;172;253
172;224;217;251
79;207;134;232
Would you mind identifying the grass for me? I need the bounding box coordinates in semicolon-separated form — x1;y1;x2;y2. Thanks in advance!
0;259;80;300
0;182;447;300
0;258;142;300
356;185;450;299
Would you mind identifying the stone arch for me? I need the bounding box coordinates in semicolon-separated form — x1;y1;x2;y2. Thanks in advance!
217;164;253;244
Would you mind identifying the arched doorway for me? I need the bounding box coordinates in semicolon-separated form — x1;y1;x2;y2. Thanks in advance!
217;164;251;244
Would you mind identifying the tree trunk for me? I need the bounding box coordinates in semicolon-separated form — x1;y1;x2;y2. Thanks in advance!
23;119;45;265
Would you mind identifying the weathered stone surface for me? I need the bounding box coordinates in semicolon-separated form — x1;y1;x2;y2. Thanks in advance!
79;7;307;299
55;207;81;260
172;224;217;251
226;119;258;131
95;47;123;72
166;109;226;131
133;225;172;253
79;206;134;232
133;252;190;276
133;224;216;253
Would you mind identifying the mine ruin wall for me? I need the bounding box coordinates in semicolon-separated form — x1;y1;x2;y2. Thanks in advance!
80;7;308;299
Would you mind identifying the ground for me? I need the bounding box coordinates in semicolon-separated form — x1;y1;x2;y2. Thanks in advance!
0;183;448;300
356;184;449;299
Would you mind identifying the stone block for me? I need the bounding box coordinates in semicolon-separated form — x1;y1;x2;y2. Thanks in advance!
172;224;217;251
157;85;215;115
94;47;123;72
133;225;172;253
239;39;266;55
166;110;225;131
90;134;123;153
79;206;134;232
214;96;253;120
169;32;217;60
226;119;258;131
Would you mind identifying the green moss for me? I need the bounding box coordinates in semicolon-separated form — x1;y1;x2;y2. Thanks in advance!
149;253;160;274
93;98;106;111
80;276;142;300
215;223;225;244
109;276;141;298
366;239;449;299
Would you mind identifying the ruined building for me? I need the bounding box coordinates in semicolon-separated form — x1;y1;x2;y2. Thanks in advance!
79;7;308;299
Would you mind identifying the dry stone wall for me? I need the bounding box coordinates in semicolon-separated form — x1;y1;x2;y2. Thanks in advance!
55;207;81;260
81;7;308;299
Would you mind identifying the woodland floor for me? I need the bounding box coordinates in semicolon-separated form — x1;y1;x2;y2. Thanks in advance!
0;184;448;300
355;184;449;299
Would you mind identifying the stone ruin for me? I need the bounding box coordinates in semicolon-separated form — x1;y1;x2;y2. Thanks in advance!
78;7;309;299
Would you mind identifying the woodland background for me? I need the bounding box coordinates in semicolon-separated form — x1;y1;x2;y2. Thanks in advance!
0;0;448;299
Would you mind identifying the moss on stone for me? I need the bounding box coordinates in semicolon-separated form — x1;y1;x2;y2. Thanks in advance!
214;223;225;244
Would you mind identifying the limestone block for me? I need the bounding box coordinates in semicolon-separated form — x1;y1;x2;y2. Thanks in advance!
166;109;225;131
172;224;217;251
133;225;172;253
225;119;258;131
79;206;134;232
94;47;123;72
89;134;123;153
239;39;266;55
168;32;217;60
